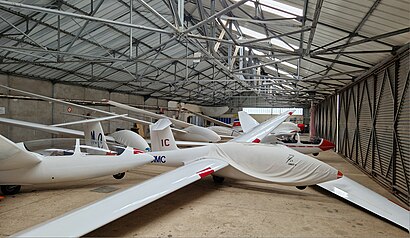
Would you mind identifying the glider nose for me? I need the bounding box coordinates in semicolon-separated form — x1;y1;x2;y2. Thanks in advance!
280;147;344;185
319;139;335;151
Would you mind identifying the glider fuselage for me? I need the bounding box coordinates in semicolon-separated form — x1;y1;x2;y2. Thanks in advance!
0;149;152;185
150;142;339;186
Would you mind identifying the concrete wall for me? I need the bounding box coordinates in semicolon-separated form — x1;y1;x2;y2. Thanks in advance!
0;74;167;142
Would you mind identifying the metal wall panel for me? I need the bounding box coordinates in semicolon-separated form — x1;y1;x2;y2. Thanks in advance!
315;46;409;204
315;96;337;144
395;53;410;202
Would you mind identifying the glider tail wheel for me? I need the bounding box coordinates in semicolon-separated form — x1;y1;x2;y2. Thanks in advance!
212;175;225;184
113;172;126;180
1;185;22;195
296;186;307;190
312;153;319;156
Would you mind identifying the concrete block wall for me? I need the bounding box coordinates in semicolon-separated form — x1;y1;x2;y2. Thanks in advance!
0;74;168;142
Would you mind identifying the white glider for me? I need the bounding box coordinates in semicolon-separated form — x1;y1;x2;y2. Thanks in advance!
0;85;196;139
4;103;408;236
0;136;153;195
281;133;335;156
0;117;210;149
238;110;300;137
13;113;344;236
206;111;301;139
105;99;221;142
0;115;150;152
238;111;334;155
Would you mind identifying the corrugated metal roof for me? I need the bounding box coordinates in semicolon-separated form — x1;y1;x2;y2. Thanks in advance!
0;0;408;106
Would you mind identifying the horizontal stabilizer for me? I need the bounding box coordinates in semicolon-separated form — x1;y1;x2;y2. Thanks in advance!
0;135;41;171
318;177;409;230
13;158;228;237
150;118;173;131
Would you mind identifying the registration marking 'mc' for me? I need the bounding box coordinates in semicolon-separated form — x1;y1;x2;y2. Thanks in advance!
196;167;214;178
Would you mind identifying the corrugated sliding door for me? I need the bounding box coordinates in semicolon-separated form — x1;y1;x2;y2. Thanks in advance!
315;47;409;205
395;52;409;202
315;96;337;144
373;63;395;188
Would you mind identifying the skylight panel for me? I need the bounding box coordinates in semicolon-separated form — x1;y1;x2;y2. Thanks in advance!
234;0;302;18
282;84;294;90
232;23;266;39
266;65;294;78
271;39;297;51
240;27;298;51
220;20;298;51
245;48;298;73
281;61;297;69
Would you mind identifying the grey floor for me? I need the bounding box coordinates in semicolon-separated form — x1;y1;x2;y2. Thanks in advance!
0;150;408;237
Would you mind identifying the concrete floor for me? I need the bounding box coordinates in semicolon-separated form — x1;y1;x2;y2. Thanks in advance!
0;150;408;237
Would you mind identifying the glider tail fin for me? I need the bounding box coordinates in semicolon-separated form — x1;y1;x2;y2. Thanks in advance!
150;118;178;151
53;114;128;152
83;121;109;151
238;111;259;133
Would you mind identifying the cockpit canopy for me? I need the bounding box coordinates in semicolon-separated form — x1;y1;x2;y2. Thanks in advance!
21;138;125;156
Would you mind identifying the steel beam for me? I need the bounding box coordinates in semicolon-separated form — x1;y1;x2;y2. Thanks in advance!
311;56;369;69
137;0;179;32
182;0;248;34
241;27;311;45
313;27;409;55
0;0;173;34
62;0;105;54
305;0;323;55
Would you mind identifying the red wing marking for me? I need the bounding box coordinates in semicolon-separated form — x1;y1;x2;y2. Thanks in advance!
319;140;335;151
197;167;214;178
252;138;261;143
337;170;343;179
233;121;241;127
133;148;145;154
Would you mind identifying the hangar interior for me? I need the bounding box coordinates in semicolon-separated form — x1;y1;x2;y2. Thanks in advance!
0;0;408;237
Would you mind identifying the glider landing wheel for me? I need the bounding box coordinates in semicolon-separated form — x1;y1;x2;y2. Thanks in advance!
212;175;225;184
1;185;21;195
312;153;319;156
296;186;307;190
113;172;126;180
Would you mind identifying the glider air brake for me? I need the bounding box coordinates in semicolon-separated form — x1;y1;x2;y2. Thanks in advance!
13;112;346;237
0;85;221;143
